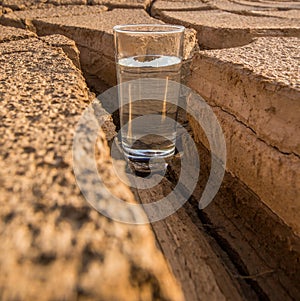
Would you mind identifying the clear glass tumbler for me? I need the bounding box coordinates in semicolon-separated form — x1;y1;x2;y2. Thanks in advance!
113;24;185;172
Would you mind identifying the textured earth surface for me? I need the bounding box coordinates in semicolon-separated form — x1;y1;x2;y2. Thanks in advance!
0;23;36;41
0;31;183;301
152;0;300;49
0;0;299;300
187;36;300;235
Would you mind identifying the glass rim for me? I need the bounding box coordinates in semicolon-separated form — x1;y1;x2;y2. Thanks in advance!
113;24;185;34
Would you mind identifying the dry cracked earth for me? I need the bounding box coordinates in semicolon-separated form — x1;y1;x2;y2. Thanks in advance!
0;0;299;301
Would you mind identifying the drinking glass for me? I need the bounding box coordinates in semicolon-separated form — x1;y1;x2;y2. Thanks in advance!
113;24;185;172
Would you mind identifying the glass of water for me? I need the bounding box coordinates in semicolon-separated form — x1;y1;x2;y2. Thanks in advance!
113;24;185;172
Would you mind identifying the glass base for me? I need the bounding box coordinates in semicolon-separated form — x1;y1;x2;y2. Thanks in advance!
123;146;175;174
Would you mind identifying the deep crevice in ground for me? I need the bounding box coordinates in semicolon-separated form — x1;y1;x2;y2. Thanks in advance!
77;22;300;301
